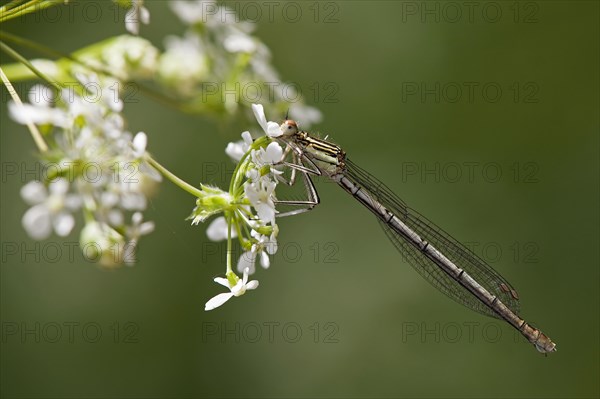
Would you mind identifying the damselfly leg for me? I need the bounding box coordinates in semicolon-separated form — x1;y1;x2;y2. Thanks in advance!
272;144;321;217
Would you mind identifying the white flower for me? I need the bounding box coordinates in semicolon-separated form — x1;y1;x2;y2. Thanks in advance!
244;179;277;224
252;103;282;137
20;179;81;240
253;229;278;255
204;267;259;311
127;212;155;239
237;229;278;274
225;131;253;162
252;142;282;166
100;35;159;80
246;142;284;183
250;142;283;172
206;216;237;241
125;0;150;35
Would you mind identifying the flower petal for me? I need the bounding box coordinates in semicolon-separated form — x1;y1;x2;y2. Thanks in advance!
140;5;150;24
213;277;230;288
205;292;234;311
206;216;230;241
138;221;155;236
20;181;47;205
266;235;278;255
53;212;75;237
264;142;283;163
259;251;270;269
266;121;283;137
125;6;139;35
246;280;259;290
49;178;69;196
237;251;256;275
252;103;268;133
225;140;247;162
256;203;275;225
22;204;52;240
28;84;53;106
133;132;147;157
241;131;253;146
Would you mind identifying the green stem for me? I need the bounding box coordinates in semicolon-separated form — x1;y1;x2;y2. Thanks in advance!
228;136;271;194
145;155;204;198
0;0;58;24
0;40;62;90
0;65;48;152
226;211;233;275
0;30;69;60
0;0;28;14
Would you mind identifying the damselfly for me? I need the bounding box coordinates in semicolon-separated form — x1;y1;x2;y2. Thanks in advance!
272;118;556;354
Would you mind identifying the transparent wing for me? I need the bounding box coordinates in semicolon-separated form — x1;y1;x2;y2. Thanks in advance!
345;159;520;318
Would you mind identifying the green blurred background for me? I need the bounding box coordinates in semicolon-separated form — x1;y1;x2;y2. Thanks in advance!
1;1;598;397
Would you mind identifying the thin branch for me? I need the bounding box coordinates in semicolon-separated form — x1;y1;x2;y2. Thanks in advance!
0;65;48;152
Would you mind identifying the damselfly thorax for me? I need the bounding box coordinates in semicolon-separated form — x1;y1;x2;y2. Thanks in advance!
278;119;345;177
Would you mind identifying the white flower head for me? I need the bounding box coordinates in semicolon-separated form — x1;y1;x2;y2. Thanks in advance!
158;33;208;94
20;179;81;240
101;35;159;80
205;267;259;311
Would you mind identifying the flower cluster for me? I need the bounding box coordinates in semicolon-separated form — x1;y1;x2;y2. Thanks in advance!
3;1;321;129
190;104;287;310
9;75;159;267
159;0;322;124
2;0;323;310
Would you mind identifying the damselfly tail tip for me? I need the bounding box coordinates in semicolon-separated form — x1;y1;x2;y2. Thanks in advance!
534;334;557;354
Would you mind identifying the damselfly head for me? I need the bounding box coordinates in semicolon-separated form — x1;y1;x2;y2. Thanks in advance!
280;119;299;136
